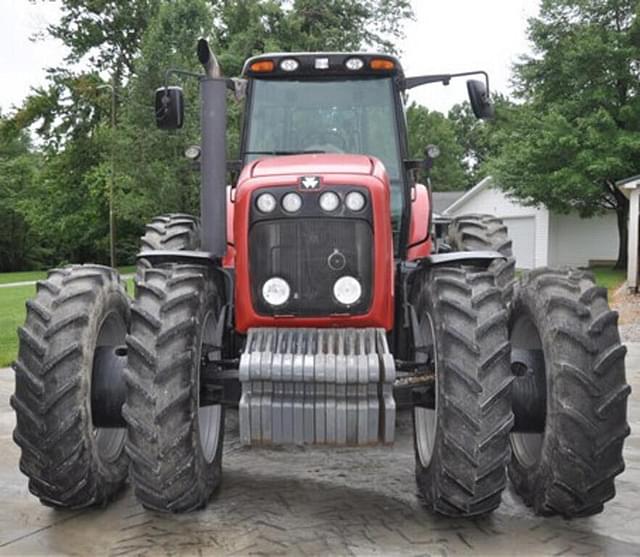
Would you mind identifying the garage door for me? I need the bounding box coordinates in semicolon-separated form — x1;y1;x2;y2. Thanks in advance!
502;217;535;269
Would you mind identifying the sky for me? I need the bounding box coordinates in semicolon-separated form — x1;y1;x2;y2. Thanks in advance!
0;0;540;115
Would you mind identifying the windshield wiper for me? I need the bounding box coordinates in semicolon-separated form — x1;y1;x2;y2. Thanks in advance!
242;149;326;156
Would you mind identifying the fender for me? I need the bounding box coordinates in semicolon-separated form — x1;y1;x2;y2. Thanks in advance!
422;251;505;268
136;249;233;302
137;249;220;267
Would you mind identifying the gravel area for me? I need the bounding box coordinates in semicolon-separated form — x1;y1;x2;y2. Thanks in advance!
612;283;640;342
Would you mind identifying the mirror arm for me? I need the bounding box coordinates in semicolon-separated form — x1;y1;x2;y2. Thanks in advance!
163;68;203;88
403;70;489;92
162;69;241;97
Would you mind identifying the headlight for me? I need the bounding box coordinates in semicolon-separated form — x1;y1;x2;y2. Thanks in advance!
333;276;362;306
319;191;340;212
345;191;366;212
262;277;290;307
256;192;277;213
282;192;302;213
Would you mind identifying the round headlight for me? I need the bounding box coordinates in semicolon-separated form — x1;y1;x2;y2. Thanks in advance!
345;57;364;71
256;192;277;213
280;58;299;72
282;192;302;213
262;277;290;307
319;191;340;212
345;191;366;212
333;276;362;306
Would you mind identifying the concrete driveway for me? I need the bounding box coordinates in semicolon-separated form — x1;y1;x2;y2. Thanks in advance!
1;345;639;556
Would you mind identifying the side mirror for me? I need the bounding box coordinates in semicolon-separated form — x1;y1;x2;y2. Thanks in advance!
467;79;494;120
155;86;184;129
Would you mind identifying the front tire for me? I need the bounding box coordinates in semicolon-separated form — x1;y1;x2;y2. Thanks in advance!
11;265;130;508
508;268;630;517
411;266;513;517
124;263;225;512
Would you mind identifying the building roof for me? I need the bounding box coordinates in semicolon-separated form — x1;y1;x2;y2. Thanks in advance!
432;191;465;214
616;175;640;199
441;176;494;215
616;175;640;188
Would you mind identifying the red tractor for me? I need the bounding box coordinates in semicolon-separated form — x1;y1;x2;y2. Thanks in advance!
12;41;630;518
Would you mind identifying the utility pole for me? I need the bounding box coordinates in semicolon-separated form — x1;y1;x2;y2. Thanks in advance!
109;72;117;269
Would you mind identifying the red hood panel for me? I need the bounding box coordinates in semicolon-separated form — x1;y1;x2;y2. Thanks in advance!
250;153;374;178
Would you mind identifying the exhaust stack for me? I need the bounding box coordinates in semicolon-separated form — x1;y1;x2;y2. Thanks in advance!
197;38;227;257
197;38;222;78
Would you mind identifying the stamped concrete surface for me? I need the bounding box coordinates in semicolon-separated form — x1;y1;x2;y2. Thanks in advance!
1;345;639;556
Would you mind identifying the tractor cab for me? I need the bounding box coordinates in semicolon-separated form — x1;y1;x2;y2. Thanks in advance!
239;53;408;236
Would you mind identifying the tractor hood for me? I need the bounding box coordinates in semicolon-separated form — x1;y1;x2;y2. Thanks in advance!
249;153;376;178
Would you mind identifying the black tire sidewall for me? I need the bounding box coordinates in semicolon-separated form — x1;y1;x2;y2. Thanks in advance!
506;292;548;505
86;287;131;478
191;278;225;492
508;269;629;516
412;280;443;505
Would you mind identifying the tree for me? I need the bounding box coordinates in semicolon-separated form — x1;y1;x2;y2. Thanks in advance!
406;103;467;191
0;116;42;271
490;0;640;268
8;0;415;271
448;94;518;186
117;0;417;242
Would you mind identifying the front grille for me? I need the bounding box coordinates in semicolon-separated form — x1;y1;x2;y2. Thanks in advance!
249;218;373;316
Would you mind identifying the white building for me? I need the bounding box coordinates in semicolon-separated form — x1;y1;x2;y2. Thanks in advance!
617;175;640;291
438;177;619;269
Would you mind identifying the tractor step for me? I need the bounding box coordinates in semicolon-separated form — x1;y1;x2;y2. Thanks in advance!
239;327;396;446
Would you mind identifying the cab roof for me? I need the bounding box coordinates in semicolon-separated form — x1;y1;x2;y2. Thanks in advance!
241;52;404;80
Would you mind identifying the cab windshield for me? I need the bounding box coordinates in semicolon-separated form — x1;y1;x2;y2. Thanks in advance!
244;77;404;228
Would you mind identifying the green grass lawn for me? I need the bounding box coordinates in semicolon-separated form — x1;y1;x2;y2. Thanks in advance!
589;266;626;292
0;284;36;367
0;272;136;367
0;270;47;285
0;265;136;286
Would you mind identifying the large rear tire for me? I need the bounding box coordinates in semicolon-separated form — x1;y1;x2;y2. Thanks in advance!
447;214;516;304
11;265;130;508
509;267;630;517
124;263;225;512
136;214;200;279
411;266;513;516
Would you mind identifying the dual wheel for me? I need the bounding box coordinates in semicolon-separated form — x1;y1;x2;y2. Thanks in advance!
12;214;226;511
12;261;226;511
11;261;226;511
411;263;630;518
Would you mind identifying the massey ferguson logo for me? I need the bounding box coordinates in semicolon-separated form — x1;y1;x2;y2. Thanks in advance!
300;176;320;190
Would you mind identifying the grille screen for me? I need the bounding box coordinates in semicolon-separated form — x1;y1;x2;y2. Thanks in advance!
249;218;373;316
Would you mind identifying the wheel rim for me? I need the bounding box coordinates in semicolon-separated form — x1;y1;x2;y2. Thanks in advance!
93;311;127;462
415;312;438;468
510;312;546;468
197;311;222;464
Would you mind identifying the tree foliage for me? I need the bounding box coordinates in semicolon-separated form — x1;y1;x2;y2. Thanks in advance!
406;103;467;191
0;116;42;271
5;0;414;271
448;94;518;186
489;0;640;267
